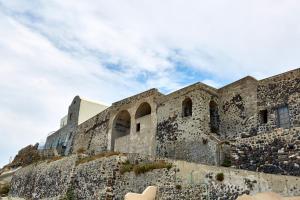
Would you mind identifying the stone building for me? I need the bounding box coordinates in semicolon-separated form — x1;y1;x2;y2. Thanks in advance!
45;68;300;171
44;96;108;155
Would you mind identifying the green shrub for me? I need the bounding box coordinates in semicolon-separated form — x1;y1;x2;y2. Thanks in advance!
221;157;231;167
60;184;75;200
133;161;172;175
216;173;224;182
120;160;172;175
175;184;182;190
0;184;10;196
76;152;121;166
120;162;134;174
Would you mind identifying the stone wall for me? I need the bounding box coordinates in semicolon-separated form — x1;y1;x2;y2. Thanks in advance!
71;108;110;155
44;124;76;155
175;159;300;199
42;69;299;171
156;83;221;165
44;96;81;153
257;69;300;133
10;156;76;199
9;154;300;200
111;89;162;108
107;89;160;156
218;76;258;139
231;127;300;176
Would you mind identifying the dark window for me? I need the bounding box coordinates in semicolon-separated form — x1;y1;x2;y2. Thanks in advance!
209;101;219;133
69;113;72;120
182;98;192;117
277;106;290;128
136;123;140;132
259;110;268;124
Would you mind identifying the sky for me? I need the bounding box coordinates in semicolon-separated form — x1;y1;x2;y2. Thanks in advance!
0;0;299;168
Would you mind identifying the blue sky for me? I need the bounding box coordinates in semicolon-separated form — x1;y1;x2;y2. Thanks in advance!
0;0;299;168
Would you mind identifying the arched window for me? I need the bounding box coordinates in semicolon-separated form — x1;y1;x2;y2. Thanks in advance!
135;102;151;119
182;97;192;117
209;100;219;133
112;110;131;150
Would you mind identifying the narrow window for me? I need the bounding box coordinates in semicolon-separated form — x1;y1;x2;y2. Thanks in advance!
182;98;192;117
209;101;219;133
277;105;290;128
259;110;268;124
69;113;72;120
136;123;141;132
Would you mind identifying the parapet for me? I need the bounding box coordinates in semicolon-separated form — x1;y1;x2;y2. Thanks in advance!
112;88;163;108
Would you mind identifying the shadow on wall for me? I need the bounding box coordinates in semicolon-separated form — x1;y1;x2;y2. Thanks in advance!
111;110;131;150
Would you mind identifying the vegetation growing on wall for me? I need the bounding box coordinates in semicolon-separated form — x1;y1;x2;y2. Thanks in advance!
120;160;172;175
76;147;86;154
0;183;10;197
216;173;224;182
75;151;121;166
120;160;133;174
175;184;182;190
221;156;232;167
47;156;63;163
60;184;75;200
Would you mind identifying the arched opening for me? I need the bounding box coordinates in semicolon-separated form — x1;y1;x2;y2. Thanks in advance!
112;110;131;150
135;102;151;119
182;97;192;117
209;100;219;134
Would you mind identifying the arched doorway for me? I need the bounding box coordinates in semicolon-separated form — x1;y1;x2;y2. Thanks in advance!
112;110;131;150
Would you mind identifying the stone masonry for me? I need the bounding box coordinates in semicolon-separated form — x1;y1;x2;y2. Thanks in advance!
8;68;300;200
9;154;300;200
40;68;299;176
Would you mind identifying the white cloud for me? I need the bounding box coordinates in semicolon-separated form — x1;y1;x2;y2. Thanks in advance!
0;0;300;167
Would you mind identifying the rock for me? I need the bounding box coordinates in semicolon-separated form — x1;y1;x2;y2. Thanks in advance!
289;154;296;159
278;148;285;154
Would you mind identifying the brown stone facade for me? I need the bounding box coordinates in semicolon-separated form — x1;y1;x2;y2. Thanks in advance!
43;68;299;176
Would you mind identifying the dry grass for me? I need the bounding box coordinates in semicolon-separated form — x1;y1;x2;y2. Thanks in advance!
120;160;134;174
0;183;10;196
76;147;86;154
120;160;172;175
75;152;121;166
47;156;63;163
